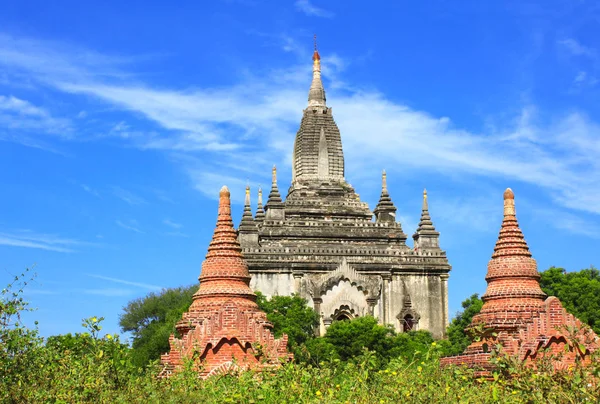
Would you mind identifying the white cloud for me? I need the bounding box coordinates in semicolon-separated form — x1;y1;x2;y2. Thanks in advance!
0;94;72;136
294;0;334;18
81;184;100;197
558;38;596;58
87;274;162;290
115;220;144;234
0;33;599;237
0;230;91;253
163;219;182;229
82;288;134;297
112;187;146;205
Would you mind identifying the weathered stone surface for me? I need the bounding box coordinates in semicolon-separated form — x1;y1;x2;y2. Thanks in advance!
160;186;291;378
440;188;598;374
238;44;451;338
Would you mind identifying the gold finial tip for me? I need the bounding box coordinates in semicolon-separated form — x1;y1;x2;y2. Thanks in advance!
382;169;386;176
424;188;427;195
504;188;514;200
245;185;250;193
312;35;320;61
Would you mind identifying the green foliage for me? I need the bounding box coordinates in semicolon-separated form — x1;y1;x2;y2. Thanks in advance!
445;293;484;355
255;292;319;359
0;269;45;403
119;284;197;367
540;266;600;334
310;316;443;368
3;273;600;403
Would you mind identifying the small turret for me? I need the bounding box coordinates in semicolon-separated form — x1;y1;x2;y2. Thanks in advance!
255;187;265;225
265;166;285;220
238;185;258;245
413;189;440;251
373;170;397;223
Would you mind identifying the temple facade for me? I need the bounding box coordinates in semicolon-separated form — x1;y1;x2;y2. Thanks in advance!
238;44;451;338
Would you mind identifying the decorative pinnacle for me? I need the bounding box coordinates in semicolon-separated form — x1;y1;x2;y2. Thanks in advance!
504;188;515;216
245;185;250;200
313;34;320;61
266;165;283;206
423;188;428;211
382;170;387;192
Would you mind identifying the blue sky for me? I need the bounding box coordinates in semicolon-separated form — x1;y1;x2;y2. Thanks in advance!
1;0;599;339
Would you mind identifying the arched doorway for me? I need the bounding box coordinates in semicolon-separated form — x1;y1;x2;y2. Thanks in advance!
335;312;352;321
403;314;415;332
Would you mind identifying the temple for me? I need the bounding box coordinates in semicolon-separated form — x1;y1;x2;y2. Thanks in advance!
238;39;451;338
440;189;598;373
160;186;291;378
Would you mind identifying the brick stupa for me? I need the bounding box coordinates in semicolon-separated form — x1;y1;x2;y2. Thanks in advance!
441;188;598;374
160;186;291;378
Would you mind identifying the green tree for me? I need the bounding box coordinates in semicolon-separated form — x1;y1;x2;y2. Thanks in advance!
0;269;45;403
540;266;600;334
445;293;483;355
119;284;197;367
255;292;320;359
324;316;396;362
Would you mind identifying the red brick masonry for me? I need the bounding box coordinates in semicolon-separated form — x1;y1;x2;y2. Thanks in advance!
159;186;291;378
440;188;598;374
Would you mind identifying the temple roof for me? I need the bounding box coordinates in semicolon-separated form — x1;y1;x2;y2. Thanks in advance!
292;43;345;185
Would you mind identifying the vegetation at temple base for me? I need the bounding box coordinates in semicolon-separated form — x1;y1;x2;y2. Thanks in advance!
445;293;484;355
3;270;600;402
255;292;320;359
119;284;197;367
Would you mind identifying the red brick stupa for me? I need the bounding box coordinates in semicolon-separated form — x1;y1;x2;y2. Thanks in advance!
160;186;291;378
441;188;598;373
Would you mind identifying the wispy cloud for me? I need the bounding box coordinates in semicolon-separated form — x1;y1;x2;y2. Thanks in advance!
163;219;182;229
112;187;146;205
558;38;596;58
115;220;144;234
82;288;135;297
81;184;100;197
87;274;162;290
294;0;334;18
164;231;190;238
0;95;72;150
0;33;599;238
0;230;90;253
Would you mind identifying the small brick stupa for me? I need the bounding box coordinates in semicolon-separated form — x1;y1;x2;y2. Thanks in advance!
441;188;598;374
160;186;291;378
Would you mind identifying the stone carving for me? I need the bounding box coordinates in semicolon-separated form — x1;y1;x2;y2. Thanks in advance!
306;258;382;299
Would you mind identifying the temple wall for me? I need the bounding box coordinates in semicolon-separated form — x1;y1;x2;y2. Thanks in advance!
250;272;295;299
387;274;446;339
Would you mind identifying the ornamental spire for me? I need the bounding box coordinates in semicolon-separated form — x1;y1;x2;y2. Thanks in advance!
239;185;257;233
413;188;440;251
255;187;265;224
194;186;257;305
374;170;397;223
471;188;546;327
266;166;283;205
416;189;436;232
308;34;326;107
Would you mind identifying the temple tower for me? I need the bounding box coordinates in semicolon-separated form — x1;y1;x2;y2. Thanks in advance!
238;39;451;338
160;186;291;378
440;189;597;374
